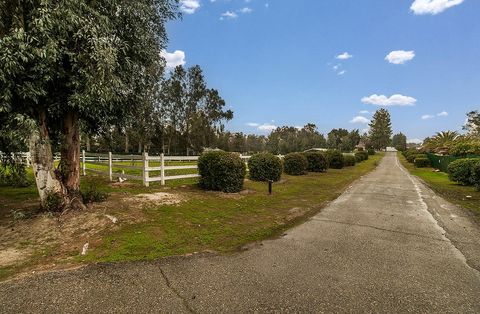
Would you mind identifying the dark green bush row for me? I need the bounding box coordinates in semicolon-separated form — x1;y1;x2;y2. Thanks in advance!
406;153;428;164
414;157;430;168
447;158;480;186
303;152;328;172
344;155;356;167
284;153;308;175
355;151;369;162
368;148;375;155
248;153;282;182
198;151;247;193
325;150;345;169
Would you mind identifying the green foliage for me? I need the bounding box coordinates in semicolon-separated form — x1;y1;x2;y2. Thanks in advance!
392;133;407;151
355;151;369;162
198;151;246;193
327;129;360;152
368;148;375;155
449;138;480;157
472;161;480;190
325;150;345;169
43;190;64;212
0;156;30;188
463;111;480;137
303;152;328;172
266;124;326;155
369;109;393;150
344;155;356;167
283;153;308;175
406;153;427;164
81;183;109;203
447;158;479;185
248;153;282;182
414;157;431;168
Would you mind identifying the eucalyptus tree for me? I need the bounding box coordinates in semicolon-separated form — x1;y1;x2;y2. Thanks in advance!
392;133;407;151
0;0;178;209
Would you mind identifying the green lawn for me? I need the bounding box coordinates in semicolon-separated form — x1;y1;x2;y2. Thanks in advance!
0;153;384;280
398;153;480;216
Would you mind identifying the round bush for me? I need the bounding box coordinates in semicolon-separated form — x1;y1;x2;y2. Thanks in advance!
198;151;247;193
248;153;283;182
355;151;368;162
368;148;375;156
344;155;356;167
447;158;479;186
283;153;308;175
407;153;427;163
325;150;345;169
471;161;480;190
303;152;328;172
414;157;430;168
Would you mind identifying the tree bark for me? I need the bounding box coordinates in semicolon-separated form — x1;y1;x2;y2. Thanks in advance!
125;133;129;153
29;110;65;208
86;136;91;152
59;111;84;209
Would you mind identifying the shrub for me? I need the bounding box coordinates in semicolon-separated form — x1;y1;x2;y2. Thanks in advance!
43;190;64;212
472;161;480;190
447;158;479;186
198;151;247;193
414;157;430;168
368;148;375;155
248;153;282;182
303;152;328;172
344;155;356;167
325;150;345;169
283;153;308;175
355;151;368;162
82;183;109;203
406;153;427;163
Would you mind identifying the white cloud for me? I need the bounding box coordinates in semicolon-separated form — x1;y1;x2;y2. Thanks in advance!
180;0;201;14
350;116;370;124
421;114;435;120
239;7;253;13
220;10;238;19
161;50;186;70
336;52;353;60
408;138;423;144
258;124;277;132
246;122;259;127
337;70;346;76
411;0;464;15
359;110;370;114
361;94;417;106
385;50;415;64
437;111;449;117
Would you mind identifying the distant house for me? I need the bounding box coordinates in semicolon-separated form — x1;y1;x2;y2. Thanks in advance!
386;147;397;152
304;148;328;153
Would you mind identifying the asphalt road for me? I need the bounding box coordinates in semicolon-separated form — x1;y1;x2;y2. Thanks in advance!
1;152;480;313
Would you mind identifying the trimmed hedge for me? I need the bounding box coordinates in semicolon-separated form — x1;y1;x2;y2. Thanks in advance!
248;153;283;182
303;152;328;172
284;153;308;175
406;153;427;163
355;151;369;162
325;150;345;169
447;158;479;186
414;157;430;168
472;161;480;190
198;151;247;193
344;155;356;167
368;148;375;155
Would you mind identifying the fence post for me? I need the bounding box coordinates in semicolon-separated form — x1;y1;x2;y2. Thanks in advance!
161;153;165;186
143;152;149;187
108;152;113;182
82;150;86;176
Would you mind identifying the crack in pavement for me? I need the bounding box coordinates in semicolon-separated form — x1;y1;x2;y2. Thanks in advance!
158;265;197;313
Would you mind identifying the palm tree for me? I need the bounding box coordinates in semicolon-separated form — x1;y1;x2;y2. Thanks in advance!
425;131;459;153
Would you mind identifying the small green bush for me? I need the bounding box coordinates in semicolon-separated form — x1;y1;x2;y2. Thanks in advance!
82;183;109;203
198;151;247;193
406;153;427;163
447;158;479;186
471;161;480;190
248;153;282;182
284;153;308;175
344;155;356;167
303;152;328;172
43;190;64;212
414;157;430;168
325;150;345;169
355;151;368;162
368;148;375;155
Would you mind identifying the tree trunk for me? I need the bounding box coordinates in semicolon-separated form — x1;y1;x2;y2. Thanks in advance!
138;141;142;154
86;136;91;151
60;112;83;204
125;133;129;153
30;110;65;208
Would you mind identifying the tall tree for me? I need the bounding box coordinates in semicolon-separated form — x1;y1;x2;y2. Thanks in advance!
464;111;480;137
391;133;407;151
0;0;178;209
369;109;393;150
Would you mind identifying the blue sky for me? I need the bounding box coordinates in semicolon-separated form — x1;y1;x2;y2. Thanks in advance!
164;0;479;143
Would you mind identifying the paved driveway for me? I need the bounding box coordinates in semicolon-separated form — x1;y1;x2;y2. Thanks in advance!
1;152;479;313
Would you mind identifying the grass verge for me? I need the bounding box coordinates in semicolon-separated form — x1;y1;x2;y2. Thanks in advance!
398;153;480;216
